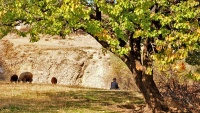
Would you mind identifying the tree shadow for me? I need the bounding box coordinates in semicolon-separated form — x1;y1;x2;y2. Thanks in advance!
0;85;145;112
44;90;145;111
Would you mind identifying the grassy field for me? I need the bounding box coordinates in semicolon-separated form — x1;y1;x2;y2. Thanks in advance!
0;81;145;113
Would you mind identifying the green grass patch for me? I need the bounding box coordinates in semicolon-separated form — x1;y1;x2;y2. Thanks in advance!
0;81;145;113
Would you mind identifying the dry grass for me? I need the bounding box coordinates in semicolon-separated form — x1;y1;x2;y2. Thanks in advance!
0;81;145;113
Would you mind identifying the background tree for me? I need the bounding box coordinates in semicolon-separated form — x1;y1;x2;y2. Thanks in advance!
0;0;199;112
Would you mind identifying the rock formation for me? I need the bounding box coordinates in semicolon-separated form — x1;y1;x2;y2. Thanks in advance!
0;33;138;90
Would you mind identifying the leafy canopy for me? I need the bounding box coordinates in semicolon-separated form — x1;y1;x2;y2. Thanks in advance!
0;0;199;73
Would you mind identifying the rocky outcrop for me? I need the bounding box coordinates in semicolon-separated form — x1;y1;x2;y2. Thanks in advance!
0;33;137;90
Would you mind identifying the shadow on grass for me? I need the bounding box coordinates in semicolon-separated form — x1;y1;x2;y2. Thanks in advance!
0;84;145;113
44;90;144;111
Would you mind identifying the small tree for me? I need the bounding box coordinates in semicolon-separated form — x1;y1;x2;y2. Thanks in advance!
0;0;199;112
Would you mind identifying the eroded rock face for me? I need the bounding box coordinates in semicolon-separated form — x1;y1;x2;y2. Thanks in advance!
0;33;137;90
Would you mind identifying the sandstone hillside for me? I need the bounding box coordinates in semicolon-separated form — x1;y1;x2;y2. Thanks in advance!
0;33;138;90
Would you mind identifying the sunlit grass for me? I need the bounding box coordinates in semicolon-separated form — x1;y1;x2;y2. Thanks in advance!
0;81;144;113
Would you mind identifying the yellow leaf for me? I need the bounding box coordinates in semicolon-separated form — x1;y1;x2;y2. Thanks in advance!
134;30;142;38
197;28;200;33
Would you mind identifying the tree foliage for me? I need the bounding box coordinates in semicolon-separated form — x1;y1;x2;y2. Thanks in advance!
0;0;199;62
186;49;200;66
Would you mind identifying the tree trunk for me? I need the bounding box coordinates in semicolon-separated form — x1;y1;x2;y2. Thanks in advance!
95;6;101;21
125;37;169;112
88;9;169;111
134;58;168;112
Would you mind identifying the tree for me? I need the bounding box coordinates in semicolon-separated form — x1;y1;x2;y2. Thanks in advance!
0;0;200;112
